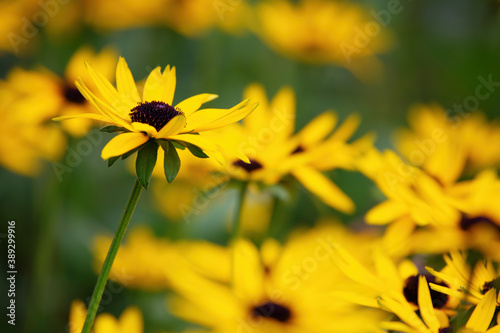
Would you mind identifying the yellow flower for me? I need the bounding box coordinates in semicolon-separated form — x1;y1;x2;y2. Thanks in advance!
253;0;392;80
358;148;461;227
93;227;231;290
69;300;143;333
168;222;386;333
55;57;256;186
207;83;372;213
426;251;500;306
395;104;500;185
0;0;38;54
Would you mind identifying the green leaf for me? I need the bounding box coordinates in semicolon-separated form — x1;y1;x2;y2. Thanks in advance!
107;156;120;167
171;141;186;150
135;140;158;189
159;141;181;183
184;142;209;158
101;125;127;133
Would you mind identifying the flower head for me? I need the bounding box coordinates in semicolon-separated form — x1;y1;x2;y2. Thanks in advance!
55;57;256;187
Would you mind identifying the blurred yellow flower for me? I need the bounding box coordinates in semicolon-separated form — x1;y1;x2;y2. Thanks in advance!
93;227;231;290
395;104;500;186
211;83;373;213
69;300;143;333
168;222;386;333
253;0;392;80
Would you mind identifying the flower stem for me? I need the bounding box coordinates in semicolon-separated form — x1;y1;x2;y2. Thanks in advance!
81;178;143;333
232;181;248;240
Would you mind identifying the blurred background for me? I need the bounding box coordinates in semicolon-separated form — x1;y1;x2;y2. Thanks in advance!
1;0;500;332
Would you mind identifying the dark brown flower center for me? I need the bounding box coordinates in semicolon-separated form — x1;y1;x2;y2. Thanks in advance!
460;215;500;232
233;159;263;173
403;275;449;309
129;101;183;131
251;302;292;323
63;85;86;104
482;277;500;294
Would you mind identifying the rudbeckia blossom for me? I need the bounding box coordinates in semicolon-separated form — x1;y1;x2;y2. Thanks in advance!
395;104;500;186
253;0;392;80
427;251;500;306
205;83;373;213
69;300;143;333
55;57;256;187
168;223;386;333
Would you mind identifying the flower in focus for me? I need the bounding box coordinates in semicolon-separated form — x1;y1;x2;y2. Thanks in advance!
168;222;386;333
55;57;256;188
69;300;143;333
253;0;392;80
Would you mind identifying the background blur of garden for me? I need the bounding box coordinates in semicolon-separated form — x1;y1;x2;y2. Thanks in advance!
1;0;500;332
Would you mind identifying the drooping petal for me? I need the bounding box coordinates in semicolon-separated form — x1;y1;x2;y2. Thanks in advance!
101;132;149;160
365;200;408;225
175;93;218;117
156;115;187;139
53;113;110;122
131;122;157;137
292;166;355;213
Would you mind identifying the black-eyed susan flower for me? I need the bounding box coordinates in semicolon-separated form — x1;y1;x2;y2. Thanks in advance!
380;278;499;333
395;105;500;185
253;0;392;80
427;251;500;306
55;57;256;188
168;223;386;333
69;300;143;333
92;226;231;290
207;83;373;214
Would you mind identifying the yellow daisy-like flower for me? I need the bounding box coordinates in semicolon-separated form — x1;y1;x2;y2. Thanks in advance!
427;251;500;306
209;83;372;213
55;57;256;187
69;300;143;333
253;0;392;80
168;223;386;333
395;104;500;186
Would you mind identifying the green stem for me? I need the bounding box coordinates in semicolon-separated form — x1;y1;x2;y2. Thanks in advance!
81;179;143;333
232;181;248;240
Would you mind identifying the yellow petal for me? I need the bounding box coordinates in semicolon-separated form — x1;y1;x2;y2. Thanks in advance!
101;132;149;160
418;276;441;331
53;113;110;122
131;122;157;136
119;307;143;333
169;134;224;163
69;300;86;333
184;99;255;133
175;93;218;116
231;239;264;302
292;166;355;213
365;200;407;225
142;65;176;105
269;86;295;142
328;113;361;142
466;289;497;332
156;115;186;139
94;313;119;332
298;111;337;147
116;57;141;105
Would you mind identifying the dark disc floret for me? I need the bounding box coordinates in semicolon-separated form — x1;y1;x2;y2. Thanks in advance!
251;301;292;323
459;215;500;232
129;101;183;131
63;85;86;104
482;277;500;294
233;159;263;173
403;274;449;309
